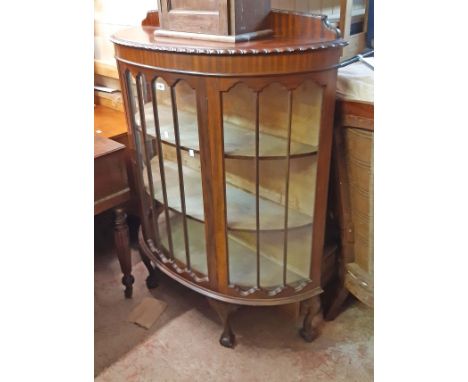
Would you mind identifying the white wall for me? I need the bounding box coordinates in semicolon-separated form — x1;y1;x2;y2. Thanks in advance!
94;0;157;63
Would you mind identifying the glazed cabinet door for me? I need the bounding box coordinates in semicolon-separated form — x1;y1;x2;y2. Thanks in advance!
158;0;229;35
123;70;210;285
219;78;324;296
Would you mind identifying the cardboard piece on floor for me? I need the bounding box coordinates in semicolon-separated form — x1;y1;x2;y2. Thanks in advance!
128;297;167;329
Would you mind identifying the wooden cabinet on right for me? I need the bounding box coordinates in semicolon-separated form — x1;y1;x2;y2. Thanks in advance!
325;58;373;319
335;100;373;306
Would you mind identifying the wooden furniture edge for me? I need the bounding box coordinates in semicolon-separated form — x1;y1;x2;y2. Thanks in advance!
94;188;132;215
336;99;374;131
94;134;125;156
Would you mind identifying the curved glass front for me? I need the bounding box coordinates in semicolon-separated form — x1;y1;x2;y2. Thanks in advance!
126;71;324;291
222;80;323;289
126;72;208;279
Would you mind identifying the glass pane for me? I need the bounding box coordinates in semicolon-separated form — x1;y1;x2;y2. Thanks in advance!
142;74;167;247
222;83;257;157
127;73;150;213
283;81;322;285
291;80;322;149
229;228;311;288
223;80;323;289
174;81;206;274
221;82;318;158
258;158;287;288
150;79;207;277
259;83;289;156
157;211;208;276
285;155;317;284
154;77;174;143
175;81;200;150
223;83;257;287
137;73;158;163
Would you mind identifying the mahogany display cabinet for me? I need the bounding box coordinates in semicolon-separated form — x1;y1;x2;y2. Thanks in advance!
112;9;347;347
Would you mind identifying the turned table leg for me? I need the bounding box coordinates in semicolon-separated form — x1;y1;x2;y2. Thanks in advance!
299;295;322;342
208;298;239;348
114;208;134;298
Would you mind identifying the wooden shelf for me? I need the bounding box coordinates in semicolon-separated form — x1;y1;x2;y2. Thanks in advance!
137;103;318;158
146;157;313;231
158;212;310;287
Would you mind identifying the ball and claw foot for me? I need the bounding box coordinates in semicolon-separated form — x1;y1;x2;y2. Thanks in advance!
140;253;158;289
208;298;238;349
299;327;319;342
299;296;321;343
122;274;135;299
219;329;236;348
146;273;158;289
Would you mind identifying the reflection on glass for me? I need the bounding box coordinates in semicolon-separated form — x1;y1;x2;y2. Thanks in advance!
127;73;150;207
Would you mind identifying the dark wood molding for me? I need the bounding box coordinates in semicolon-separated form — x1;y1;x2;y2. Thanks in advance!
111;36;347;56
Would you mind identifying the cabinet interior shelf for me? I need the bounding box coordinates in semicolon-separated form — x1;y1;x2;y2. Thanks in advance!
158;212;311;287
146;157;314;231
137;103;318;159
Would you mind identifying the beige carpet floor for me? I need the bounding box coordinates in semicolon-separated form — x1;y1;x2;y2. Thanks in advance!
95;212;373;381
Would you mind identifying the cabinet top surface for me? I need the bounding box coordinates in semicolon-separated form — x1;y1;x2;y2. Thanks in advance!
111;11;347;56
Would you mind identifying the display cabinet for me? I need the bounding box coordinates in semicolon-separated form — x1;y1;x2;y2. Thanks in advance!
112;9;346;347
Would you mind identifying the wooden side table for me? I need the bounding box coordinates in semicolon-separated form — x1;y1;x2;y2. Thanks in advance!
93;105;128;142
94;134;134;298
94;105;137;211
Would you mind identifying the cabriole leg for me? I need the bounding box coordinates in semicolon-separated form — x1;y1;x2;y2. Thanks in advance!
140;251;158;289
208;298;239;348
299;295;322;342
114;208;134;298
